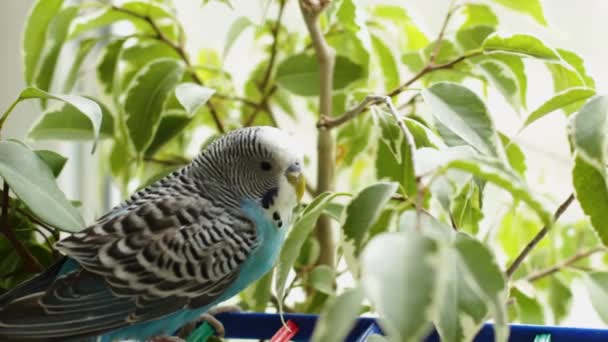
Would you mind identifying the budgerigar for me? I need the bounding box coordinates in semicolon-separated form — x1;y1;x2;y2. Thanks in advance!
0;126;305;341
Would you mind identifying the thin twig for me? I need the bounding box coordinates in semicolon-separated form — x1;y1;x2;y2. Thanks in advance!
111;5;225;133
0;182;43;273
429;0;458;65
318;49;482;129
214;93;260;108
525;247;605;283
246;0;287;127
506;193;576;278
143;157;190;166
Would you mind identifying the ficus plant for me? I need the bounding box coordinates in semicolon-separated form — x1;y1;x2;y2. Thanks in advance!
0;0;607;341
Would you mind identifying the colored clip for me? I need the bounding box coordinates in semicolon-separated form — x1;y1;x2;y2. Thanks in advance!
270;320;299;342
186;321;216;342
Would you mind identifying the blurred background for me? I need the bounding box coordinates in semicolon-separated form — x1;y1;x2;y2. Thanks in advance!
2;0;606;328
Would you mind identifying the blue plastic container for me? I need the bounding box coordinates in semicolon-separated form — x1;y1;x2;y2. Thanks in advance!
212;312;608;341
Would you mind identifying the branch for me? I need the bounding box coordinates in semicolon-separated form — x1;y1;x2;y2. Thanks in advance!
143;157;190;166
214;93;260;109
525;247;605;283
0;182;43;273
300;0;337;269
506;193;576;278
317;49;482;129
111;5;225;133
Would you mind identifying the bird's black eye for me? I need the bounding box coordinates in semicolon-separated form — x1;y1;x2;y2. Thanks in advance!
260;161;272;171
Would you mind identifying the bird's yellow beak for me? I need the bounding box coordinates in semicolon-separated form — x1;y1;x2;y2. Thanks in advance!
287;172;305;203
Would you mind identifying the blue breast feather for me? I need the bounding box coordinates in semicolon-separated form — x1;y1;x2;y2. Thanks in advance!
59;199;285;342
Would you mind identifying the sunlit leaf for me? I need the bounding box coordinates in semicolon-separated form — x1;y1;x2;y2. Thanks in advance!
29;101;114;141
309;265;335;295
223;16;252;57
460;4;498;29
584;271;608;324
275;54;364;96
96;38;126;94
20;87;103;152
443;157;551;224
371;34;399;90
572;157;608;246
549;276;572;324
524;87;595;128
511;287;544;324
343;182;398;255
361;231;441;341
145;111;191;157
499;133;527;176
311;287;364;342
64;38;98;92
274;192;349;310
34;150;68;178
175;83;215;116
482;33;558;60
422;82;500;157
123;58;185;153
22;0;64;85
0;141;84;232
491;0;547;26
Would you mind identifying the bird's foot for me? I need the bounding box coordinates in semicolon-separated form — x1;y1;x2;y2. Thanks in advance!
177;305;241;339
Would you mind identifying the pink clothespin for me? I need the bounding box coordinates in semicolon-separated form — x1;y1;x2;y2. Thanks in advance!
270;320;299;342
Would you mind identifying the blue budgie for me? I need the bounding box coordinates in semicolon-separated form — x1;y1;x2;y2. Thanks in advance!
0;126;305;341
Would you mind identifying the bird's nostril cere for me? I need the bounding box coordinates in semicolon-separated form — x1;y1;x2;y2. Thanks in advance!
286;162;301;174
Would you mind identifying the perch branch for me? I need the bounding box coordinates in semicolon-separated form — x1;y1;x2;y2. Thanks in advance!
300;0;337;269
525;247;605;283
111;5;225;133
0;182;43;273
506;193;576;278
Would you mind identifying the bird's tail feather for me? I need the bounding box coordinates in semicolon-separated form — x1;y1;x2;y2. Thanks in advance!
0;257;66;308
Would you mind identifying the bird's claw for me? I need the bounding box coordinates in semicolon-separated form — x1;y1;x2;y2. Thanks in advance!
177;305;242;339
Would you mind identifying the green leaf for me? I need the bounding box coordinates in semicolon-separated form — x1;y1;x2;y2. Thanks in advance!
97;38;126;94
224;16;252;57
145;111;192;157
29;102;114;141
460;4;498;29
361;231;440;341
568;96;608;173
372;5;428;51
456;25;496;51
422;82;499;157
175;83;215;116
64;38;98;92
435;248;488;342
251;270;273;312
443;157;551;224
309;265;335;295
274;192;349;310
454;233;509;342
547;50;596;114
499;133;527;176
311;287;364;342
117;40;181;93
123;59;185;153
371;34;399;91
549;276;572;324
480;54;527;110
491;0;547;26
343;182;398;255
0;141;84;232
34;6;79;94
482;33;558;60
69;2;173;39
450;181;483;235
22;0;64;85
511;287;544;324
34;150;67;177
572;157;608;246
585;271;608;324
20;87;103;152
275;54;364;96
525;87;596;128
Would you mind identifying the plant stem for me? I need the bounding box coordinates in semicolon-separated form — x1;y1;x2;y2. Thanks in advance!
506;193;576;278
428;0;458;65
111;5;225;133
300;0;337;269
246;0;286;127
0;96;21;138
525;247;605;283
0;182;43;273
